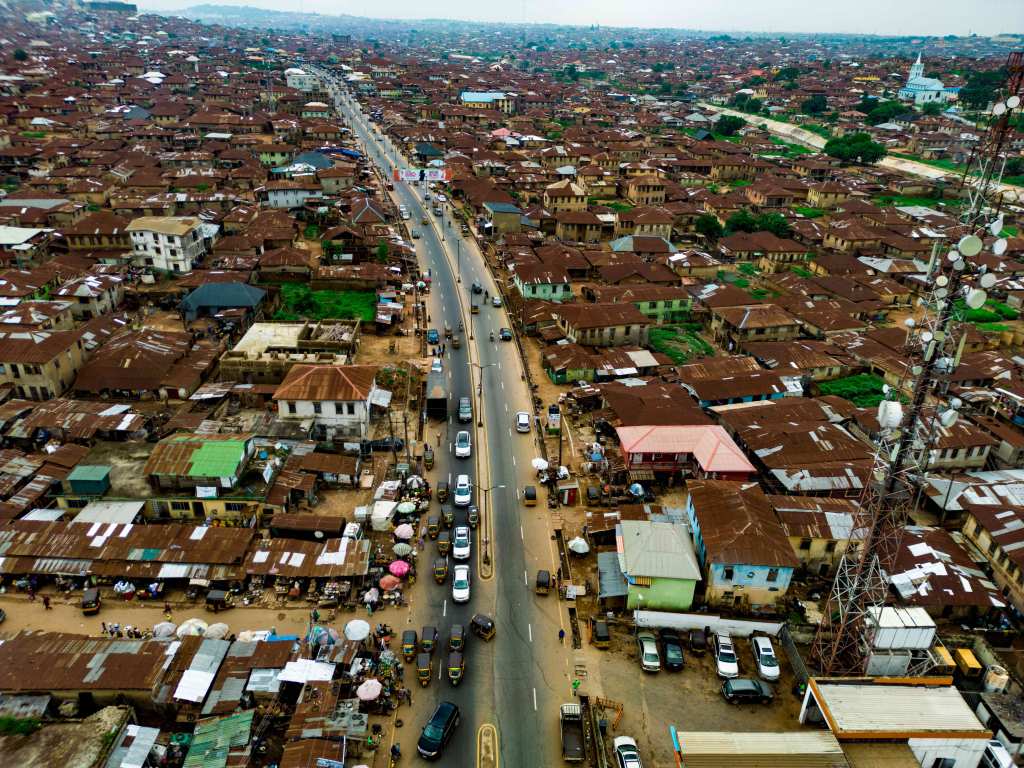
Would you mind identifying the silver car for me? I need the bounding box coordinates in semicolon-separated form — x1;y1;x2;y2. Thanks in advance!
636;631;660;673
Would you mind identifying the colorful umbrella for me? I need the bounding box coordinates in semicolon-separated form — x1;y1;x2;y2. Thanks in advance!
152;621;176;638
532;458;549;471
389;560;411;577
394;523;414;540
176;618;208;638
356;678;383;701
392;542;413;556
378;574;400;590
397;501;417;514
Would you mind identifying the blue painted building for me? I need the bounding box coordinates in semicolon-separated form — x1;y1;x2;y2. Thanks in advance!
686;478;798;612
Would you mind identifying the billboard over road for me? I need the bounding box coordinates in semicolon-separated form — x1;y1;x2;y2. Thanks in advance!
393;167;451;182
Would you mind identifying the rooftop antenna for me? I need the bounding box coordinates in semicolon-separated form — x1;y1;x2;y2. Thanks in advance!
811;50;1024;678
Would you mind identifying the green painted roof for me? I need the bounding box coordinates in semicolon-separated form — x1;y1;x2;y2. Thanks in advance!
187;440;247;478
67;465;110;482
183;710;254;768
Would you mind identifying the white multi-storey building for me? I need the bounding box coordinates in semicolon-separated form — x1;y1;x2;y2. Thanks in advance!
126;216;206;273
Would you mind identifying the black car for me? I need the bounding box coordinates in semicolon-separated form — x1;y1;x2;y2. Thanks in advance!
721;677;774;705
367;437;405;453
471;281;483;294
499;327;513;341
659;629;685;672
417;701;460;760
688;628;708;655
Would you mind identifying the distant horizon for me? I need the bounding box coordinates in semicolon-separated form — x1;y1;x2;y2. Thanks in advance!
138;0;1024;37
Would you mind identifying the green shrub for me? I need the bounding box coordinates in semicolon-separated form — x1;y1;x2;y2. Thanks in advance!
819;373;887;407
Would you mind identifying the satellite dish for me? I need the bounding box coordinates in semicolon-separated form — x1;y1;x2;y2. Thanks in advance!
980;272;997;289
948;251;961;262
966;288;988;309
1008;95;1021;109
935;287;949;299
958;234;983;257
905;318;916;328
882;384;891;394
953;259;966;271
951;397;963;410
936;275;949;287
912;365;924;376
921;331;934;342
939;409;959;428
994;238;1008;256
994;102;1007;116
990;217;1005;236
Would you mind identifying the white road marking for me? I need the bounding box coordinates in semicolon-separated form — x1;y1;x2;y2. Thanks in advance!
516;488;520;500
508;428;512;438
533;688;538;711
443;599;447;617
448;442;452;453
512;456;516;467
523;570;528;586
520;525;524;540
501;381;505;390
528;623;533;643
448;472;452;484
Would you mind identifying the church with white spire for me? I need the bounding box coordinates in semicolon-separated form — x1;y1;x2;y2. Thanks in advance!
898;53;957;105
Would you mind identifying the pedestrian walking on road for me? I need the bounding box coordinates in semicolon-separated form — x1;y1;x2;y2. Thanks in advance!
571;679;581;697
42;595;51;610
27;587;35;602
558;628;565;644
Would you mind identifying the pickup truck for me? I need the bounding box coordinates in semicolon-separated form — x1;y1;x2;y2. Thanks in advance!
559;703;585;762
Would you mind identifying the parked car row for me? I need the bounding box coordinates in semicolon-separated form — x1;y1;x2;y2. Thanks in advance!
636;628;781;706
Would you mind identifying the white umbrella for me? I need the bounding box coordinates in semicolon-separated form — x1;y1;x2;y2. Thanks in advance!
532;458;549;471
344;619;371;642
356;678;383;701
206;622;230;639
152;621;176;638
392;542;413;556
176;618;208;638
405;475;425;489
393;523;414;540
396;501;417;514
568;537;590;555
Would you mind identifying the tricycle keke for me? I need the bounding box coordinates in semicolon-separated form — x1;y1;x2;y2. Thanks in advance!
424;444;434;470
449;624;465;652
436;530;450;556
427;515;441;539
441;505;455;528
417;652;432;687
467;505;479;529
470;613;495;641
437;481;450;503
205;589;235;613
535;570;552;596
81;587;101;616
433;557;449;584
420;626;438;654
446;651;464;686
402;629;418;661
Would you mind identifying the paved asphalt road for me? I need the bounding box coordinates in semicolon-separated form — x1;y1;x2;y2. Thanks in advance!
315;68;569;767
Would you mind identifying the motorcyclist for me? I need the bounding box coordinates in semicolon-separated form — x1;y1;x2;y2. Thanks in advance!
489;331;495;342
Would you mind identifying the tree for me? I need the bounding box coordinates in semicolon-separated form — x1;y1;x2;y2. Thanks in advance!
960;68;1006;110
824;132;887;164
695;214;724;242
754;213;792;238
921;102;944;116
801;94;828;114
726;209;758;233
775;66;801;82
715;115;745;136
13;49;27;62
375;240;389;263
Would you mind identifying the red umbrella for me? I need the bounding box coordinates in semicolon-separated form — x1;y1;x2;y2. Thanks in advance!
388;560;411;577
378;574;401;590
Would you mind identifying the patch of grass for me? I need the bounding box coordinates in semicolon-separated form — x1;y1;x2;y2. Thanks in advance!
804;123;833;139
20;131;46;138
728;179;752;188
977;322;1012;333
737;262;760;276
790;265;814;278
819;373;887;407
732;277;750;288
274;284;376;322
0;716;40;735
648;325;715;364
303;224;320;239
607;201;633;213
793;205;825;218
873;195;944;208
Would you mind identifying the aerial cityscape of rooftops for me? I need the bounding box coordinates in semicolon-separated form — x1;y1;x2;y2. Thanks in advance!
1;0;1024;766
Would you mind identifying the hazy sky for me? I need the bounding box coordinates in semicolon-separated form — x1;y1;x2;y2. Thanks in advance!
140;0;1024;36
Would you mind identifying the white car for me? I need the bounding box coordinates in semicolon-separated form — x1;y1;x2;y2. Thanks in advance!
752;636;780;681
714;633;740;678
452;525;471;560
430;357;443;373
636;631;660;673
455;430;471;459
491;295;502;307
452;564;471;603
453;474;472;507
515;411;531;433
612;736;643;768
